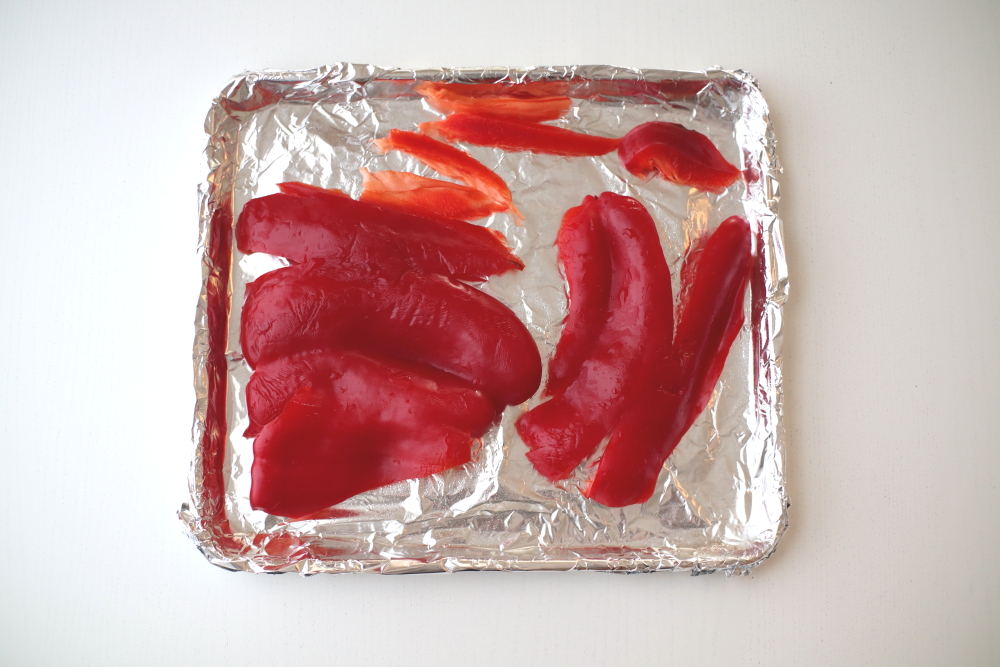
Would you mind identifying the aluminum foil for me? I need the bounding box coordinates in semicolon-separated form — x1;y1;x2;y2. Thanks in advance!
180;64;789;574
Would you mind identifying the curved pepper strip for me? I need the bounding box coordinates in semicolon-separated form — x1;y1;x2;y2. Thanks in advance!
543;198;612;398
358;168;505;221
618;121;741;193
373;129;517;218
236;189;522;281
586;216;752;507
276;181;350;199
244;349;495;438
415;80;572;99
250;351;495;519
421;114;622;157
414;81;572;122
516;194;673;482
241;259;542;407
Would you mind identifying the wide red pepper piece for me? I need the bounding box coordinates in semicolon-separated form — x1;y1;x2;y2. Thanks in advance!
241;259;542;407
415;80;572;99
421;114;622;157
414;81;572;122
358;168;505;221
236;188;522;281
618;121;741;193
244;349;495;438
585;216;752;507
373;129;515;216
516;194;673;482
250;351;495;519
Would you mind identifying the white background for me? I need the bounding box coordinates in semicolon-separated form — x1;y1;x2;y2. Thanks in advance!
1;1;997;665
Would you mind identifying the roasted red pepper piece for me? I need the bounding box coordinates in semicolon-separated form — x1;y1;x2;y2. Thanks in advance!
244;349;494;438
358;168;505;221
516;194;673;481
414;81;572;122
541;198;612;397
421;114;622;157
415;80;572;99
236;189;522;281
373;129;516;216
276;181;350;199
250;351;495;518
585;216;752;507
241;260;542;407
618;121;741;193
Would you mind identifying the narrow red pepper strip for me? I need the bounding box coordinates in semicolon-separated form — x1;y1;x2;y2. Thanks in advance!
237;189;522;281
358;168;504;221
543;198;612;397
250;351;495;518
415;80;572;99
414;82;572;122
421;114;622;157
618;121;741;193
373;129;518;219
276;181;350;199
516;194;673;482
585;216;752;507
241;260;543;407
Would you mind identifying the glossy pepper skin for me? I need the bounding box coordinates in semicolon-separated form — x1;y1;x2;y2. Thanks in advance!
236;188;522;281
373;129;515;215
241;259;542;407
618;121;741;193
421;114;622;157
414;81;572;122
541;199;612;398
358;168;505;221
516;194;673;481
250;351;495;519
414;80;572;99
585;216;752;507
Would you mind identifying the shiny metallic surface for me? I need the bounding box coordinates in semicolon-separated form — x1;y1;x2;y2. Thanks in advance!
181;64;789;574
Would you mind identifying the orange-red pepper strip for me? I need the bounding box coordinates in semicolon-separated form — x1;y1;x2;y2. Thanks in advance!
373;129;521;222
359;168;504;221
414;82;572;122
421;114;621;157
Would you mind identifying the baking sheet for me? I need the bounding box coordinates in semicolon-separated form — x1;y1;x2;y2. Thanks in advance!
180;64;789;574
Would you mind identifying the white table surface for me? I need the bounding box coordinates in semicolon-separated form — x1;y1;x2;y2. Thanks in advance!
1;1;998;665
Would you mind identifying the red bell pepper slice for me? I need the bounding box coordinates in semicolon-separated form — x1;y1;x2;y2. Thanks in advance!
236;189;522;281
414;81;572;122
241;259;542;407
244;349;495;438
618;121;741;193
415;80;572;99
275;181;350;199
373;129;516;217
250;351;495;518
585;216;752;507
516;194;673;481
541;198;612;398
421;114;621;157
358;168;505;221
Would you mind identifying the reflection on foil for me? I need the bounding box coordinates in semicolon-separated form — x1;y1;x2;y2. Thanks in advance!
181;64;789;575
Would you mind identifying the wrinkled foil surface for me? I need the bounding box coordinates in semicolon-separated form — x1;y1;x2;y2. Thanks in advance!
181;64;789;574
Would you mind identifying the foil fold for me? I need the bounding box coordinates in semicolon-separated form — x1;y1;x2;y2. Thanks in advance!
181;64;789;574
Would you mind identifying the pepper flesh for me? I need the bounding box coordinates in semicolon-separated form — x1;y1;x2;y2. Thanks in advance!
542;198;612;398
236;188;522;281
373;129;515;215
414;81;572;122
618;121;741;193
585;216;752;507
250;351;495;519
358;168;504;221
414;80;572;99
241;259;542;407
516;194;673;481
245;348;495;439
421;114;622;157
